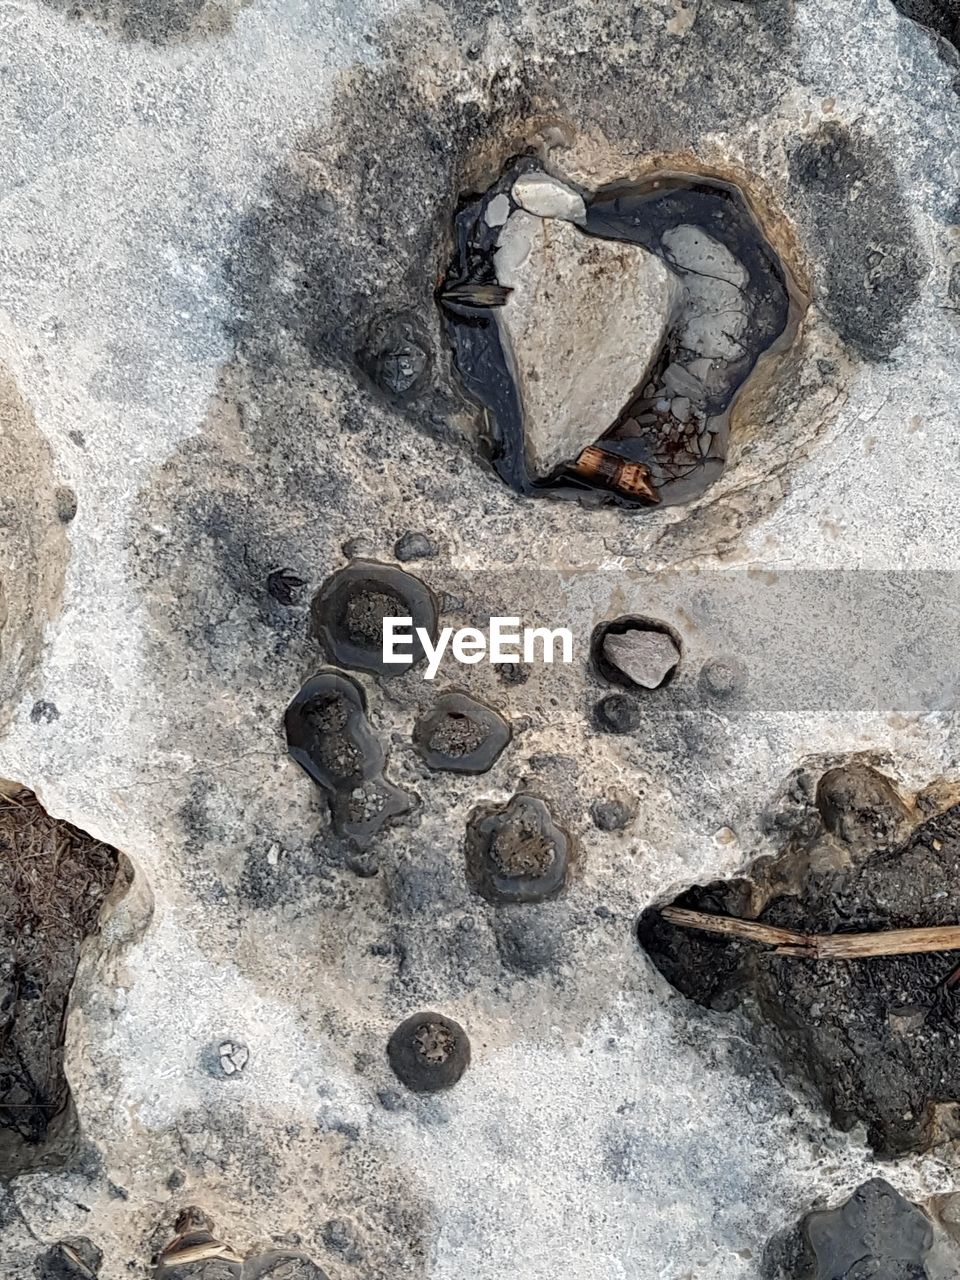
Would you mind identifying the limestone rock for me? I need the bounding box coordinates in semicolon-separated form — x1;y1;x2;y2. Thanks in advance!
494;213;682;479
602;629;680;689
511;171;586;223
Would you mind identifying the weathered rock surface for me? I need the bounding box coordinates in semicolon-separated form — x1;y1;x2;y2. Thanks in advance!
494;211;682;478
1;1;960;1278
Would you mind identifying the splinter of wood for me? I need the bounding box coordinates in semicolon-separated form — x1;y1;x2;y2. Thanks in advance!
660;906;960;960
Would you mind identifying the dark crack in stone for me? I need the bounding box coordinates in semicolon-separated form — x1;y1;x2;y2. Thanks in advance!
387;1011;470;1093
639;780;960;1156
311;561;439;677
412;691;511;774
284;670;413;849
0;789;123;1178
763;1179;934;1280
465;793;569;904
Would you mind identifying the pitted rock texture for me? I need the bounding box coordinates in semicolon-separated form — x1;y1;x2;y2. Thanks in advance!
1;1;960;1279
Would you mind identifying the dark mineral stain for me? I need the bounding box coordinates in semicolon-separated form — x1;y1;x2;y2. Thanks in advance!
55;487;77;524
493;904;566;976
29;700;60;724
266;568;307;607
592;693;641;734
358;313;432;402
320;1217;361;1263
697;656;746;701
39;0;243;45
412;690;511;773
639;780;960;1156
443;159;796;508
788;122;926;361
464;793;569;904
590;798;632;831
38;1238;103;1280
387;1011;470;1093
284;670;413;849
814;761;912;849
0;788;123;1179
311;561;439;677
763;1179;934;1280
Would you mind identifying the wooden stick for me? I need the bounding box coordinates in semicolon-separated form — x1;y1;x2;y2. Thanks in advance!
661;906;960;960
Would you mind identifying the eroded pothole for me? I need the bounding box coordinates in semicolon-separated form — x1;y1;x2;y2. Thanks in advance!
441;158;805;509
0;786;128;1179
639;761;960;1157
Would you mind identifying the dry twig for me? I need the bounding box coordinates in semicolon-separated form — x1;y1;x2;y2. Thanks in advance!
661;906;960;960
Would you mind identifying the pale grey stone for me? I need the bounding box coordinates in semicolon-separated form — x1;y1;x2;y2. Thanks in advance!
661;224;750;362
484;193;511;228
511;171;586;223
494;213;682;478
603;629;680;689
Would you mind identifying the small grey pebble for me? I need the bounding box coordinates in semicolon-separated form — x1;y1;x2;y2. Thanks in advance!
394;531;437;562
30;700;60;724
55;486;78;523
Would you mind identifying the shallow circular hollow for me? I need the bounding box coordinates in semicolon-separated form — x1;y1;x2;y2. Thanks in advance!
464;793;570;905
310;560;439;677
284;669;384;792
357;312;432;403
590;616;682;691
412;690;511;774
440;158;805;511
387;1011;470;1093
